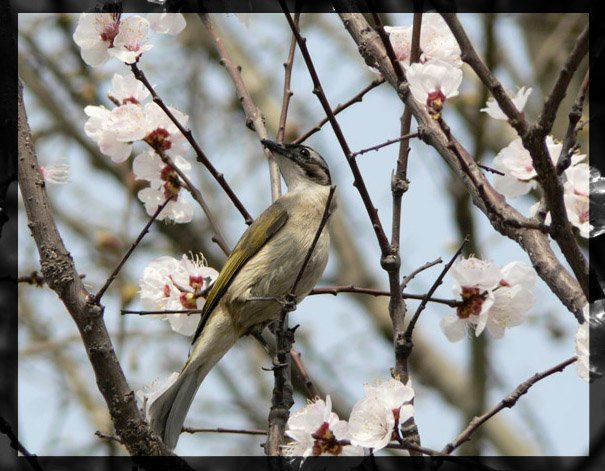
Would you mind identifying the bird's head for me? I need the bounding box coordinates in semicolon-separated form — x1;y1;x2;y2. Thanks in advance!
261;140;331;190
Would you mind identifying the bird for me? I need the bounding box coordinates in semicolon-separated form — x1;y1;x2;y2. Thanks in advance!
148;140;336;450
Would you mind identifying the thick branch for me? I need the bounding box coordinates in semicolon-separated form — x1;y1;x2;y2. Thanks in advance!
334;10;586;322
17;80;173;456
441;14;589;296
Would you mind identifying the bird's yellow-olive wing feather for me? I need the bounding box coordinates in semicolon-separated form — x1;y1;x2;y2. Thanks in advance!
191;201;289;343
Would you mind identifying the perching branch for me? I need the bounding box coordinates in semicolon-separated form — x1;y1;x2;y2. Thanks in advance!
264;185;336;456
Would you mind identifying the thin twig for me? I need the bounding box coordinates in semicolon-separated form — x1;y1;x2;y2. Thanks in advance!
401;257;442;291
95;430;124;444
404;236;469;340
276;13;300;145
0;415;44;470
155;149;231;255
556;70;589;175
442;356;578;455
290;348;321;399
349;132;419;159
183;426;267;436
129;62;253;225
198;13;282;202
293;77;385;145
291;186;337;294
310;285;460;307
280;0;390;252
94;195;173;303
477;163;505;176
120;309;203;316
18;271;46;286
537;24;589;136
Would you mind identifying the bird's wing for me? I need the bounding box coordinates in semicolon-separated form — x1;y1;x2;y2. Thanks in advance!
190;201;289;344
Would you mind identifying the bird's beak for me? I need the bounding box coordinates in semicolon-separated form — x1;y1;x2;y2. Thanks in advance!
261;139;295;160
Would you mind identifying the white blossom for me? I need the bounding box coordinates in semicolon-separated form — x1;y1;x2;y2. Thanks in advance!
406;59;463;117
72;13;121;66
575;304;590;382
492;136;568;199
84;103;148;162
147;13;187;35
139;254;218;335
133;150;194;223
419;13;462;66
383;13;461;69
348;378;415;451
441;258;537;342
133;150;191;189
284;396;363;457
483;261;536;338
107;15;153;64
138;186;194;223
110;72;150;105
481;87;532;120
565;192;591;238
384;25;413;66
141;102;190;158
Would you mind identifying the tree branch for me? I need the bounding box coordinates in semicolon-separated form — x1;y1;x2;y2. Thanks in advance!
129;62;254;226
333;9;586;323
442;356;578;454
198;13;282;202
18;79;173;457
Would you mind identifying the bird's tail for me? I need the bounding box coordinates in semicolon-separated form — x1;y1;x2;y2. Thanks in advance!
148;310;238;450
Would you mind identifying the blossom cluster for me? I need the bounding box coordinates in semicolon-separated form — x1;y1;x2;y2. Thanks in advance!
139;253;219;335
383;13;463;118
74;13;194;223
73;13;186;66
283;378;415;457
440;257;537;342
482;88;591;238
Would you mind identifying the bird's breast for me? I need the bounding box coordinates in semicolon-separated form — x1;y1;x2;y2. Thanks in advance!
224;187;334;331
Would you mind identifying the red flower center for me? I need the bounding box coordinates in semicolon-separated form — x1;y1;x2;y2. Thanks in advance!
427;90;446;118
311;422;343;456
457;286;486;319
100;16;120;46
144;128;172;152
179;291;196;309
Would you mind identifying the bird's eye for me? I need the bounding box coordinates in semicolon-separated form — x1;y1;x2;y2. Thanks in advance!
300;148;310;159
